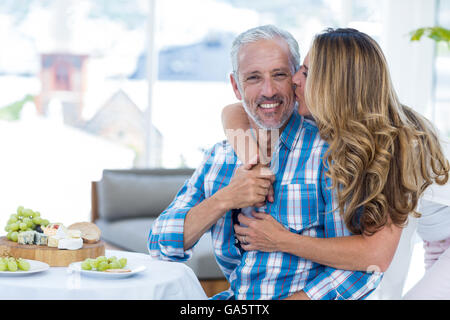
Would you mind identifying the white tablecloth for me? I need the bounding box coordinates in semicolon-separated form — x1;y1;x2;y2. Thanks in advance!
0;250;208;300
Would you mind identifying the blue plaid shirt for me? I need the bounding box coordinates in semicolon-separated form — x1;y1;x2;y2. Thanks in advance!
148;111;382;300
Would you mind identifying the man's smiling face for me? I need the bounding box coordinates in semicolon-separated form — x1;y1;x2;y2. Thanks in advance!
231;38;296;130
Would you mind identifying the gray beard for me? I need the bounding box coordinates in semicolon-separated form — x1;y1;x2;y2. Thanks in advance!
242;99;296;130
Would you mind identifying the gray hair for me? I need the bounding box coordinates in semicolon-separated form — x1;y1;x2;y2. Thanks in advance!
230;25;301;80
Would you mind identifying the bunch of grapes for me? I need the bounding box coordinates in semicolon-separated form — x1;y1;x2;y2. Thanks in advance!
0;257;30;272
81;256;127;271
4;206;50;242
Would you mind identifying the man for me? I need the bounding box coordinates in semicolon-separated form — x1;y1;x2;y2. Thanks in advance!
148;25;381;300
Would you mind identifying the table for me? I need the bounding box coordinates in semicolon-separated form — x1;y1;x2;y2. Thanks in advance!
0;250;208;300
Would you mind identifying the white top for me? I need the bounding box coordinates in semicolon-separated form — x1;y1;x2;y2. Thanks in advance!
418;196;450;242
417;140;450;242
422;180;450;207
0;250;207;300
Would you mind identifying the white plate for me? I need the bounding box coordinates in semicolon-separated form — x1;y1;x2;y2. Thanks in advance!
0;259;50;276
68;261;146;279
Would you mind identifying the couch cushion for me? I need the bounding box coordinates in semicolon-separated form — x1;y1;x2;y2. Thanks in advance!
96;217;225;280
97;171;191;221
96;217;154;253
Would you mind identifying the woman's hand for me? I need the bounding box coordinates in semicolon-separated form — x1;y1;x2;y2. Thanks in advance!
234;211;289;252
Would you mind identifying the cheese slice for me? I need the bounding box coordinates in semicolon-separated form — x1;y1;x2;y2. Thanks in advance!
58;237;83;250
54;225;68;239
47;235;60;248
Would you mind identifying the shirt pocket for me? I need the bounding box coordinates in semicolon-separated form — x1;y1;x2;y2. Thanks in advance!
276;183;319;233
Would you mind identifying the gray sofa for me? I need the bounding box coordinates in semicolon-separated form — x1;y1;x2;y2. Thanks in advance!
91;168;225;280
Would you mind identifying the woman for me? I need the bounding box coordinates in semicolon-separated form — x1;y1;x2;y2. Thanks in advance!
222;28;449;279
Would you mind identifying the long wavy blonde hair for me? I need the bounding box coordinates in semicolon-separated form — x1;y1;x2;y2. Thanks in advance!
305;28;449;235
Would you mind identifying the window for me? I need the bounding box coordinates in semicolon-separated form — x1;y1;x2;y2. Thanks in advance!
0;0;149;225
434;0;450;138
152;0;383;169
348;0;382;41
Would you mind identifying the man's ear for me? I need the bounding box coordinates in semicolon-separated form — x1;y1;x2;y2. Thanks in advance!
230;73;243;100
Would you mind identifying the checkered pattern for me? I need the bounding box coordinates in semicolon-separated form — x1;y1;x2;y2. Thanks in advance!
148;111;382;300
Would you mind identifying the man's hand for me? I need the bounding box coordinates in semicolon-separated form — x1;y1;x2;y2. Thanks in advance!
215;163;275;211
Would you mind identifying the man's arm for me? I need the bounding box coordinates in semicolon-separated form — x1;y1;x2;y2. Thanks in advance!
184;162;275;250
148;145;275;259
147;150;212;261
183;194;229;251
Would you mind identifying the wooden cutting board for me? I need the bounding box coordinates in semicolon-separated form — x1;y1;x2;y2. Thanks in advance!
0;236;105;267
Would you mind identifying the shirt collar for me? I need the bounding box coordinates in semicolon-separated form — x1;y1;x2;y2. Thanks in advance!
278;110;303;151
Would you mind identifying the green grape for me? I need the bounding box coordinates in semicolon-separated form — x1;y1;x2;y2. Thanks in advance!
9;222;19;232
23;218;33;228
4;207;51;238
108;256;117;263
22;209;33;217
119;258;127;268
89;259;99;269
10;231;19;242
6;231;13;240
7;217;17;224
7;260;18;272
97;261;109;271
81;260;92;270
32;217;42;225
0;260;6;271
17;259;30;271
96;256;107;264
109;261;121;269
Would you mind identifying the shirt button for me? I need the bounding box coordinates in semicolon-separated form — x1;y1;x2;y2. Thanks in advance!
238;288;245;294
245;258;250;264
